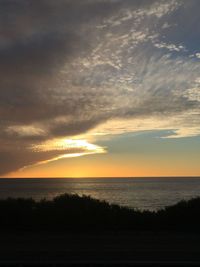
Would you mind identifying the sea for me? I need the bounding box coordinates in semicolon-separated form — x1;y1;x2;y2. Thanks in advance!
1;177;200;211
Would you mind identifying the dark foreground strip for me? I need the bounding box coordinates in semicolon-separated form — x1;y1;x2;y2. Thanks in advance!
1;261;200;267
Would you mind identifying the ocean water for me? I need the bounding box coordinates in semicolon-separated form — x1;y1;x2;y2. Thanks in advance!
1;177;200;211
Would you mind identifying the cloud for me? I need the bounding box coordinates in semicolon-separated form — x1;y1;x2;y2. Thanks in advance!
0;0;200;175
0;137;105;176
195;53;200;59
154;42;185;52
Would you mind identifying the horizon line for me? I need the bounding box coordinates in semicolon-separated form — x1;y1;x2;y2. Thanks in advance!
1;176;200;179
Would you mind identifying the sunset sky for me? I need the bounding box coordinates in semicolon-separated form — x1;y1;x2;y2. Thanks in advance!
1;0;200;178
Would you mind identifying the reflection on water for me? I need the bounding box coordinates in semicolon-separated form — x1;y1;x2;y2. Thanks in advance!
1;178;200;210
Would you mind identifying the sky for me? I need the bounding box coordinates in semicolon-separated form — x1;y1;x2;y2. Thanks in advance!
1;0;200;178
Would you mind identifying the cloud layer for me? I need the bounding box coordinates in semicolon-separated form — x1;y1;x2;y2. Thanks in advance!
1;0;200;175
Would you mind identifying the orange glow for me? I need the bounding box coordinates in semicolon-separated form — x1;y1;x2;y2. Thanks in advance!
6;153;200;178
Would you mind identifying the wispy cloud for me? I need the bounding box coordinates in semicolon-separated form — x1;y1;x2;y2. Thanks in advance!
0;0;200;175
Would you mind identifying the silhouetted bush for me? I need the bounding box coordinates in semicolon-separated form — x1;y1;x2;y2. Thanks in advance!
0;194;200;232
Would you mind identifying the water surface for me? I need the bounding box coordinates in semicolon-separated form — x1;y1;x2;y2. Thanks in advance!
1;177;200;210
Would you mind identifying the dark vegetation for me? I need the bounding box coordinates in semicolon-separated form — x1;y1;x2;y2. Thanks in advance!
0;193;200;232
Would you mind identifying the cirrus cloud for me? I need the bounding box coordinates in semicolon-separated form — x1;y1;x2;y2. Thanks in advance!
1;0;200;175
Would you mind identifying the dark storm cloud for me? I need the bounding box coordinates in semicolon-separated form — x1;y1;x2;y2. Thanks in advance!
1;0;200;175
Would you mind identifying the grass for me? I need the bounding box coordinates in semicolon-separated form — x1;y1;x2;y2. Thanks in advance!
0;193;200;232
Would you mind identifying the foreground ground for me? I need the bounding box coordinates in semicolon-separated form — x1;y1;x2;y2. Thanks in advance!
1;232;200;266
1;194;200;266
